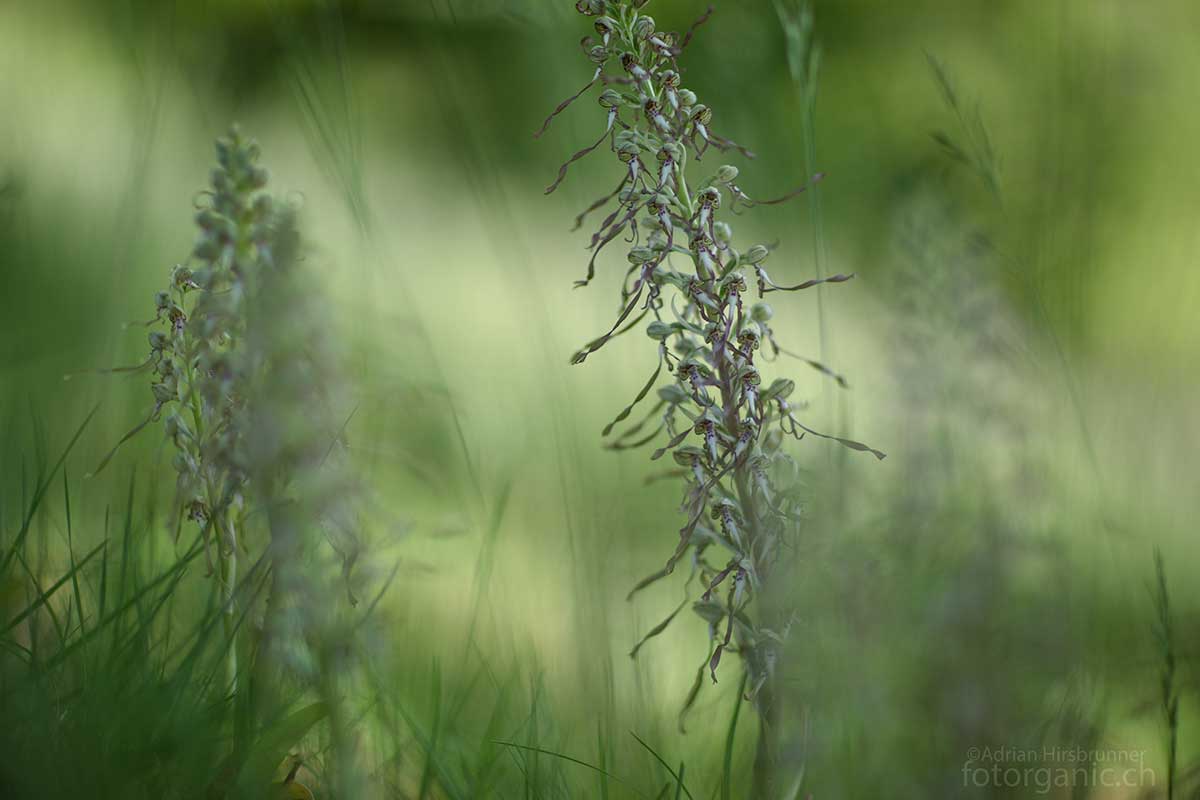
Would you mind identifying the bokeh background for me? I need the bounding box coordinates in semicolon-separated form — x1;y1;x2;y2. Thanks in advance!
2;0;1199;796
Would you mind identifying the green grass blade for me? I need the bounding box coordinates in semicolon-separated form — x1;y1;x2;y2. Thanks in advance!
0;405;98;578
418;657;444;800
390;694;468;800
1;541;104;637
721;673;748;800
41;538;205;672
630;731;694;800
63;470;87;640
494;741;649;799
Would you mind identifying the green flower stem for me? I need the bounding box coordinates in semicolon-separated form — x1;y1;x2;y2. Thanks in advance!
181;349;238;696
218;513;238;696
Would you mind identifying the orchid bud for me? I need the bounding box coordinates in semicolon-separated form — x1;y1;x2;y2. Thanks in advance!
252;194;273;219
598;89;623;109
215;137;231;168
150;381;175;407
715;165;739;183
744;244;770;264
678;89;698;107
194;208;220;230
762;378;796;402
575;0;606;15
657;142;682;162
156;358;175;378
209;168;231;195
672;446;705;468
750;302;774;323
193;234;220;261
646;320;675;340
164;412;193;442
172;265;196;289
633;16;655;39
593;16;617;37
614;129;639;148
249;167;269;190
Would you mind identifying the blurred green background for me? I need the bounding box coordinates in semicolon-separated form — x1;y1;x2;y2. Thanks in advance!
2;0;1199;796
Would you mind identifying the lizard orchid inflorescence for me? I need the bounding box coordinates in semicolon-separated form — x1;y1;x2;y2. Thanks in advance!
90;130;361;712
540;0;884;727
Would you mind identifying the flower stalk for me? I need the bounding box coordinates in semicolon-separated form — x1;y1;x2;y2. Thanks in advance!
92;129;360;693
92;128;276;694
85;128;365;795
541;2;884;794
